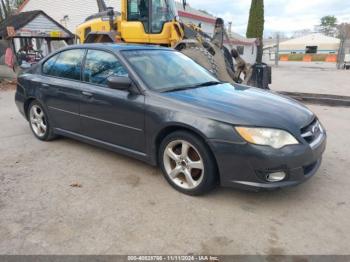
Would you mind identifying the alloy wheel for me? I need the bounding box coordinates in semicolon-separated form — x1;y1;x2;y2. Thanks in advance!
29;105;47;137
163;140;205;190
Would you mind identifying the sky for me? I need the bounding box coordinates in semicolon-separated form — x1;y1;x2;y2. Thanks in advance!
185;0;350;37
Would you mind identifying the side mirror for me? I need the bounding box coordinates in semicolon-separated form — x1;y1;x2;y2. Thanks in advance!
20;61;31;70
107;76;131;91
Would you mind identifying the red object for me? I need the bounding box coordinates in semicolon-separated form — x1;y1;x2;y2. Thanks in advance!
178;11;216;24
5;48;15;68
17;0;30;12
325;55;337;62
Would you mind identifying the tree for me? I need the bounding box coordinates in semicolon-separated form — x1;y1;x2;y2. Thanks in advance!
0;0;25;21
246;0;264;63
292;29;312;38
13;0;25;8
318;15;338;37
337;23;350;39
336;23;350;68
0;0;10;21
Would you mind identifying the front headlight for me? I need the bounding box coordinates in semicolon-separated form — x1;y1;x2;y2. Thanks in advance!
235;127;299;149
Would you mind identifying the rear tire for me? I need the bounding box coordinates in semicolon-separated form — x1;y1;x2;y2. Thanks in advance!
159;131;217;196
27;100;56;141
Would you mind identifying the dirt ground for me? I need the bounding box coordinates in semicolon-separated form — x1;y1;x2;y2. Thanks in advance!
0;81;16;91
0;86;350;255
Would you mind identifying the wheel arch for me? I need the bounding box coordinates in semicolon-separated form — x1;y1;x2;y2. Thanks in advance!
24;97;37;120
154;124;219;179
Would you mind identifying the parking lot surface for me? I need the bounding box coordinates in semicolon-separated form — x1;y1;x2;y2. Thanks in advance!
1;89;350;255
270;62;350;97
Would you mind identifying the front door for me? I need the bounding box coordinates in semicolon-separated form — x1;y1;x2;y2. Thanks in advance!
79;49;146;153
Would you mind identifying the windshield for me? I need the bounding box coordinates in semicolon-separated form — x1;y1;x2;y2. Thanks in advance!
122;50;219;92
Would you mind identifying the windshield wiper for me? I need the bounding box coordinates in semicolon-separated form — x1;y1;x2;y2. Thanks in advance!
164;81;222;93
188;81;222;88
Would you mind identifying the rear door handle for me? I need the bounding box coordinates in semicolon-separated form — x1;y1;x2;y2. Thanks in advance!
41;83;49;87
82;91;93;97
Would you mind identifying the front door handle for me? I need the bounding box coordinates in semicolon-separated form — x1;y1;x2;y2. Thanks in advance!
41;83;49;87
82;91;93;97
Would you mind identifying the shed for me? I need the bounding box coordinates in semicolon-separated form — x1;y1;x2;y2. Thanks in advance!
0;10;74;67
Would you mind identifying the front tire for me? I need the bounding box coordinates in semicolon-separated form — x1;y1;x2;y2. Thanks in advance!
28;100;56;141
159;131;217;196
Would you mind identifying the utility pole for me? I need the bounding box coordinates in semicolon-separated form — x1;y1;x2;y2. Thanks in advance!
337;37;344;69
275;33;280;67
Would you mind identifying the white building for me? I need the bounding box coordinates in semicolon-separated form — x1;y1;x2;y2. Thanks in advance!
278;33;340;54
19;0;216;36
175;2;216;36
225;32;257;64
19;0;120;33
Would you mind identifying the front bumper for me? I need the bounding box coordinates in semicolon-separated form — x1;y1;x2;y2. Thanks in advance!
208;132;327;191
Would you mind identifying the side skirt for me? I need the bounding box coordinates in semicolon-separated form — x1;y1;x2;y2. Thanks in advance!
54;128;152;165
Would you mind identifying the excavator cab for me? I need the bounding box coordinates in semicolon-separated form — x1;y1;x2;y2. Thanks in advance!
120;0;182;45
76;0;183;46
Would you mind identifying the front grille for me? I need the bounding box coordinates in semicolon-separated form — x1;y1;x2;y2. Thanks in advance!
300;118;323;144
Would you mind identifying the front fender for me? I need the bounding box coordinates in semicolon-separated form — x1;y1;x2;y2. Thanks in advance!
145;99;245;164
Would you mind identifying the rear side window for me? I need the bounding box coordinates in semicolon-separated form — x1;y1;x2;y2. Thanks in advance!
83;50;128;86
42;54;59;74
43;49;85;81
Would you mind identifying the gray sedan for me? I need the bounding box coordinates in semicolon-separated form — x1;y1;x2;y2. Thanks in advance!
15;44;326;195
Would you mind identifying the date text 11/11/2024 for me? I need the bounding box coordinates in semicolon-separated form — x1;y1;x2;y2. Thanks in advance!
127;256;219;261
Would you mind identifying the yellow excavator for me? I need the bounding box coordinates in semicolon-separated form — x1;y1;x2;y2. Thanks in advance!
76;0;270;88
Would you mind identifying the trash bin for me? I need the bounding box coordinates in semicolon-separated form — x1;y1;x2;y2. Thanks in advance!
249;63;272;90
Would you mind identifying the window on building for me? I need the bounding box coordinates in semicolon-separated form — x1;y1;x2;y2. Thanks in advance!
237;46;244;55
305;46;318;54
43;49;85;80
83;50;128;86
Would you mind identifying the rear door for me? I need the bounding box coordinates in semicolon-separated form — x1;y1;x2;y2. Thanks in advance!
79;49;146;153
40;49;86;133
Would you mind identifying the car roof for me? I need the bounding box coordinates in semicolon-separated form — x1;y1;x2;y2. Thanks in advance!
65;43;172;52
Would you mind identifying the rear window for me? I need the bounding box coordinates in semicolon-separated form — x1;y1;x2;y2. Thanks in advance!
43;49;85;81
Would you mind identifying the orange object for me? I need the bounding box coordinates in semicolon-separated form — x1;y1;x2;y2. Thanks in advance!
325;55;337;62
303;55;312;62
280;55;289;61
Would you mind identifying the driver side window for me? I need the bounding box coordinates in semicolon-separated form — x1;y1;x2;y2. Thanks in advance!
83;50;128;86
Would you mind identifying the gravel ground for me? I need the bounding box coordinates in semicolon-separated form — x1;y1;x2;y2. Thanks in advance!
0;89;350;255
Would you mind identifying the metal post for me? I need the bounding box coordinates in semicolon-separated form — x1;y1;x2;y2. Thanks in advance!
337;37;344;69
275;33;280;67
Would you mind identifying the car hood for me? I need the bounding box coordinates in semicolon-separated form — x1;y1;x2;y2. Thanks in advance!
161;83;314;132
